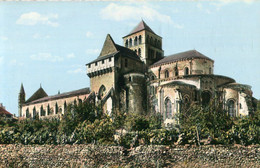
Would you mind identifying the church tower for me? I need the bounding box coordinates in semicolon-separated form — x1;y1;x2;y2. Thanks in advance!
123;20;164;67
18;83;25;117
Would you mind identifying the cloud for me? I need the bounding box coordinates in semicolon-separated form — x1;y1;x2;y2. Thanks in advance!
9;59;24;66
66;53;75;58
197;3;211;14
100;3;183;29
212;0;254;10
86;49;100;55
67;65;85;74
30;53;63;62
33;33;50;39
0;36;8;41
86;31;93;38
16;12;59;27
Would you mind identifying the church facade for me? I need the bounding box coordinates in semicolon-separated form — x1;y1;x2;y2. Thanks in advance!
19;21;257;125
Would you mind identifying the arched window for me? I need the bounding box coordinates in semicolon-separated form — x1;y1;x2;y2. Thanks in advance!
150;37;153;45
209;67;212;74
227;99;236;117
165;98;172;119
129;38;132;47
134;36;138;46
134;49;137;54
33;107;36;119
55;102;58;114
26;108;29;118
138;35;142;44
125;39;128;48
64;101;67;112
175;67;179;76
47;104;50;115
201;91;211;106
146;35;149;43
138;48;141;57
40;105;44;116
98;85;106;99
185;67;189;75
165;70;169;78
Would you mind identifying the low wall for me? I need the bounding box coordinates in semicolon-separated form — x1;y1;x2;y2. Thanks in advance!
0;144;259;167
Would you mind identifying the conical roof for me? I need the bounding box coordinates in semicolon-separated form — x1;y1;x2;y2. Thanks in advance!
152;50;214;67
26;86;48;103
124;20;156;37
20;83;25;94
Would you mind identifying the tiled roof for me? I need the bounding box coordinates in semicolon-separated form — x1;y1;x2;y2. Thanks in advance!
124;20;156;37
26;88;90;105
87;34;141;65
26;87;48;103
0;107;12;117
152;50;213;67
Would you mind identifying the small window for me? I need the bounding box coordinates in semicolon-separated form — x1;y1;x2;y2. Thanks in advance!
95;62;98;66
109;57;112;62
88;64;91;68
134;36;138;46
138;48;141;57
138;35;142;44
151;75;155;80
125;39;128;48
209;67;212;74
102;60;104;64
240;103;242;109
165;70;169;78
175;68;179;76
129;76;132;82
125;59;128;68
129;39;132;47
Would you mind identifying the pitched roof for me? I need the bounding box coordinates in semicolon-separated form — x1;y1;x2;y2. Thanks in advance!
151;50;214;67
99;34;118;58
26;88;90;105
87;34;141;65
0;107;12;117
124;20;156;37
26;87;48;103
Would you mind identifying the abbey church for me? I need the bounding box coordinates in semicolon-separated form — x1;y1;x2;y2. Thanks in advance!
19;20;257;126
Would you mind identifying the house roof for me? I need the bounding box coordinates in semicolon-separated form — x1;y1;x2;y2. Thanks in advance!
87;34;141;65
26;87;48;103
25;87;90;105
151;50;214;67
124;20;156;37
0;107;12;117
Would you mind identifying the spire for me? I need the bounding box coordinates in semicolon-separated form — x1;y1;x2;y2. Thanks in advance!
98;34;118;58
20;83;25;94
125;20;156;37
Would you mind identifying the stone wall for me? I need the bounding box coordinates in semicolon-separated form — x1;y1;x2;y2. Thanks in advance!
0;144;259;167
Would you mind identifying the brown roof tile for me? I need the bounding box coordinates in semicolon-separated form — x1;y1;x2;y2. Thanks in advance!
124;20;156;37
0;107;12;117
151;50;214;67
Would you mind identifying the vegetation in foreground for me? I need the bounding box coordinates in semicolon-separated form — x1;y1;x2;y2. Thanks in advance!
0;100;259;147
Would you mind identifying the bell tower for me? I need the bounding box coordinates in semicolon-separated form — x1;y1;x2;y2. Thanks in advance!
18;83;25;117
123;20;164;67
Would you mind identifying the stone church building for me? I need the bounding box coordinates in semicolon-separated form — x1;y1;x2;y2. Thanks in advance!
19;20;257;125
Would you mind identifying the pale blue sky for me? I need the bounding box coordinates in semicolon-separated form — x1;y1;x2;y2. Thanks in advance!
0;1;259;116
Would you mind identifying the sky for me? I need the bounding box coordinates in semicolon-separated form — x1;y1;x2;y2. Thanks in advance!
0;0;260;116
